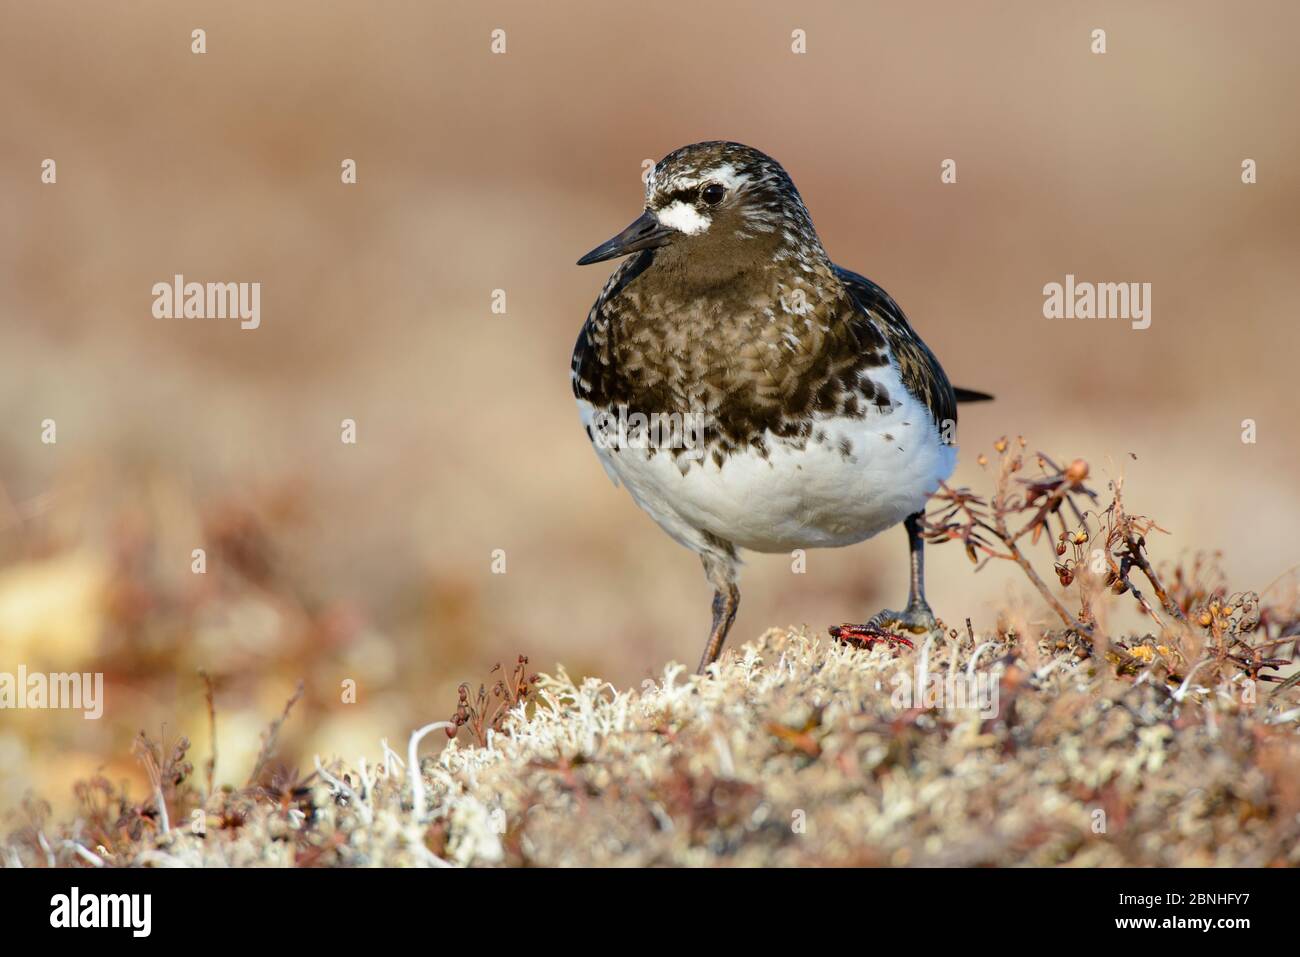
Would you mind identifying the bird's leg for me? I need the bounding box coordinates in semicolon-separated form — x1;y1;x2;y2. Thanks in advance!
698;583;740;674
898;510;939;627
831;512;938;651
697;547;740;674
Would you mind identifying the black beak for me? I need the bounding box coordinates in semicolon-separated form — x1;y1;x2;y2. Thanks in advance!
576;209;674;266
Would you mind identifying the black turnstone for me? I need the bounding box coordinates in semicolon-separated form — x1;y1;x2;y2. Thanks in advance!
572;141;990;674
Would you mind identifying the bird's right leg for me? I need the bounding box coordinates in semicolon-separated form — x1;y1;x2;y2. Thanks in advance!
696;544;740;675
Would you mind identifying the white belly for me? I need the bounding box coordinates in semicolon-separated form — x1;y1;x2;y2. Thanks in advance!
578;368;956;556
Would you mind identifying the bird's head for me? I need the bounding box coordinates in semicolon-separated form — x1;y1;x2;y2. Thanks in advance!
577;141;824;282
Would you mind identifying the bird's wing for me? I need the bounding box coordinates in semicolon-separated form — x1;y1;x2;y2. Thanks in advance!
832;265;962;429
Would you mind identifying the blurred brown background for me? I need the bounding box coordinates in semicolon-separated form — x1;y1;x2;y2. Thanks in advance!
2;1;1297;814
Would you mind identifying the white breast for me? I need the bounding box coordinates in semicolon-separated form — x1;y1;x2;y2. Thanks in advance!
577;364;956;556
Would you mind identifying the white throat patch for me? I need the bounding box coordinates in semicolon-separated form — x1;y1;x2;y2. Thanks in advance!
656;200;710;236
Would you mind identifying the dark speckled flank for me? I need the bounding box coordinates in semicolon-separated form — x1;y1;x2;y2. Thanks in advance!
833;267;957;431
572;142;957;470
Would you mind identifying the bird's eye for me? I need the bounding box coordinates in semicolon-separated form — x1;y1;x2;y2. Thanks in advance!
700;183;726;206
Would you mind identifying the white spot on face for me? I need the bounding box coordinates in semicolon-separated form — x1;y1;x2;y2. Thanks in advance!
708;163;749;191
656;200;710;235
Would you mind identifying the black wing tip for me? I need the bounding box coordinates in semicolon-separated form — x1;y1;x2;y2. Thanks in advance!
954;387;995;403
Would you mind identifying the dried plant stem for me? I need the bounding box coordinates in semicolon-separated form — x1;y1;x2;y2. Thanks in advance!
199;669;217;800
994;509;1091;636
1125;581;1167;629
247;680;304;787
1124;533;1186;623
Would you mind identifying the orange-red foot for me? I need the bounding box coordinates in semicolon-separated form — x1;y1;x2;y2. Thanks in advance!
829;623;916;651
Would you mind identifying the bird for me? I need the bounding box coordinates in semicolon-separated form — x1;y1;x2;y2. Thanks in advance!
571;142;991;675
